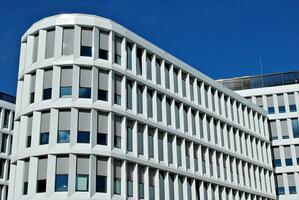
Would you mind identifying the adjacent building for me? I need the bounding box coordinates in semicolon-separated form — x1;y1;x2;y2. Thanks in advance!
9;14;275;200
0;92;15;199
218;71;299;200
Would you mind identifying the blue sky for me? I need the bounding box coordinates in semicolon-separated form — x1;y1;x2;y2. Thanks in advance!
1;0;299;96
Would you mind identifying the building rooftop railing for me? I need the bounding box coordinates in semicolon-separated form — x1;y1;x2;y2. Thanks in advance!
217;71;299;91
0;92;16;104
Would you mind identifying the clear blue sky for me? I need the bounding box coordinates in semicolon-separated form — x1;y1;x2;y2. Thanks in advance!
1;0;299;96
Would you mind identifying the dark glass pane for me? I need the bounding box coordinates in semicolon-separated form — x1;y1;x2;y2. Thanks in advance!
57;130;70;143
99;49;108;60
285;159;293;166
43;88;52;100
60;87;72;97
290;105;297;112
79;87;91;98
77;131;90;143
30;92;35;104
37;179;46;193
81;46;92;57
268;107;275;114
97;133;107;145
279;106;286;113
98;89;108;101
23;182;28;195
55;175;68;191
40;132;49;145
96;175;107;193
27;136;31;148
76;175;89;191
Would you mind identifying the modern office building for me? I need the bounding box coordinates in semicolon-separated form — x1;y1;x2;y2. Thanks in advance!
0;92;15;200
218;71;299;200
9;14;275;200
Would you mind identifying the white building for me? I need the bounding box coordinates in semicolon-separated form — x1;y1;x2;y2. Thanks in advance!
218;71;299;200
9;14;275;200
0;92;15;200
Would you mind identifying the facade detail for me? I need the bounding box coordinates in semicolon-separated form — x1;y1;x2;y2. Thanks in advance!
0;93;15;200
218;71;299;200
9;14;275;200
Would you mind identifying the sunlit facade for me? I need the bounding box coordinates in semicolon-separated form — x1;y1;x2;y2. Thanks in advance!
9;14;275;200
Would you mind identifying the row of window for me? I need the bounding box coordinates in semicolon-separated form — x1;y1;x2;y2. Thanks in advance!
273;144;299;167
269;118;299;140
246;93;298;114
22;155;273;199
24;27;267;139
275;173;298;195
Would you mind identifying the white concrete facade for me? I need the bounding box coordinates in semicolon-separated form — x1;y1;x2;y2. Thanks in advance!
223;81;299;200
9;14;276;200
0;94;15;200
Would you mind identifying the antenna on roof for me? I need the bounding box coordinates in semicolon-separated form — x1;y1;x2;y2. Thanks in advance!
258;55;264;86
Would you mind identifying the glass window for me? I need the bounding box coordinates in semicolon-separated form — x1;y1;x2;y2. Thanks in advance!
182;73;187;97
147;89;153;118
99;31;109;60
30;74;36;103
168;136;173;164
138;166;145;199
96;157;107;193
137;85;143;114
165;63;170;89
275;174;285;195
173;68;179;93
37;157;47;193
40;111;50;145
127;120;133;152
126;42;133;70
158;133;164;161
138;125;144;155
175;102;180;129
79;68;91;98
32;34;39;63
127;162;134;197
0;134;7;153
45;29;55;59
288;93;296;112
98;70;109;101
267;95;274;114
177;139;182;166
146;53;152;80
97;112;108;145
114;75;122;105
114;115;122;148
156;58;161;85
43;70;52;100
55;156;69;192
292;118;299;138
127;80;133;110
62;28;74;56
40;132;49;145
76;156;89;191
77;110;90;143
114;36;122;64
80;28;93;57
58;110;71;143
136;47;143;75
3;110;9;129
60;68;72;97
148;128;154;158
157;94;163;122
166;98;172;126
114;160;122;194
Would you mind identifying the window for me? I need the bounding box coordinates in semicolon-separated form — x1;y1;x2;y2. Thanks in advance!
292;118;299;138
166;98;172;126
114;160;122;194
55;156;68;192
168;136;173;164
114;75;122;105
280;120;289;139
147;89;153;118
99;31;109;60
182;73;187;97
23;159;29;195
295;145;299;165
98;70;109;101
288;173;296;194
284;146;293;166
277;94;286;113
60;68;72;97
45;29;55;58
40;111;50;145
175;102;180;129
76;156;89;191
26;115;33;148
177;138;182;166
62;28;74;56
43;69;52;100
126;42;133;70
138;124;144;155
114;115;122;148
127;163;134;197
157;94;163;122
190;77;194;101
183;106;188;132
30;74;36;103
3;110;9;129
275;174;285;195
97;112;108;145
138;166;145;199
173;68;179;93
79;68;91;98
158;133;164;161
37;157;47;193
159;172;165;200
58;110;71;143
96;157;107;193
156;58;161;85
137;85;144;114
149;169;155;200
32;34;39;63
146;53;152;80
114;36;122;64
127;80;133;110
77;110;90;143
186;142;190;169
288;93;297;112
255;96;263;108
269;120;278;140
127;120;133;152
273;147;281;167
0;134;7;153
267;95;274;114
0;159;4;178
148;128;154;158
165;63;170;89
136;47;143;75
80;28;92;57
